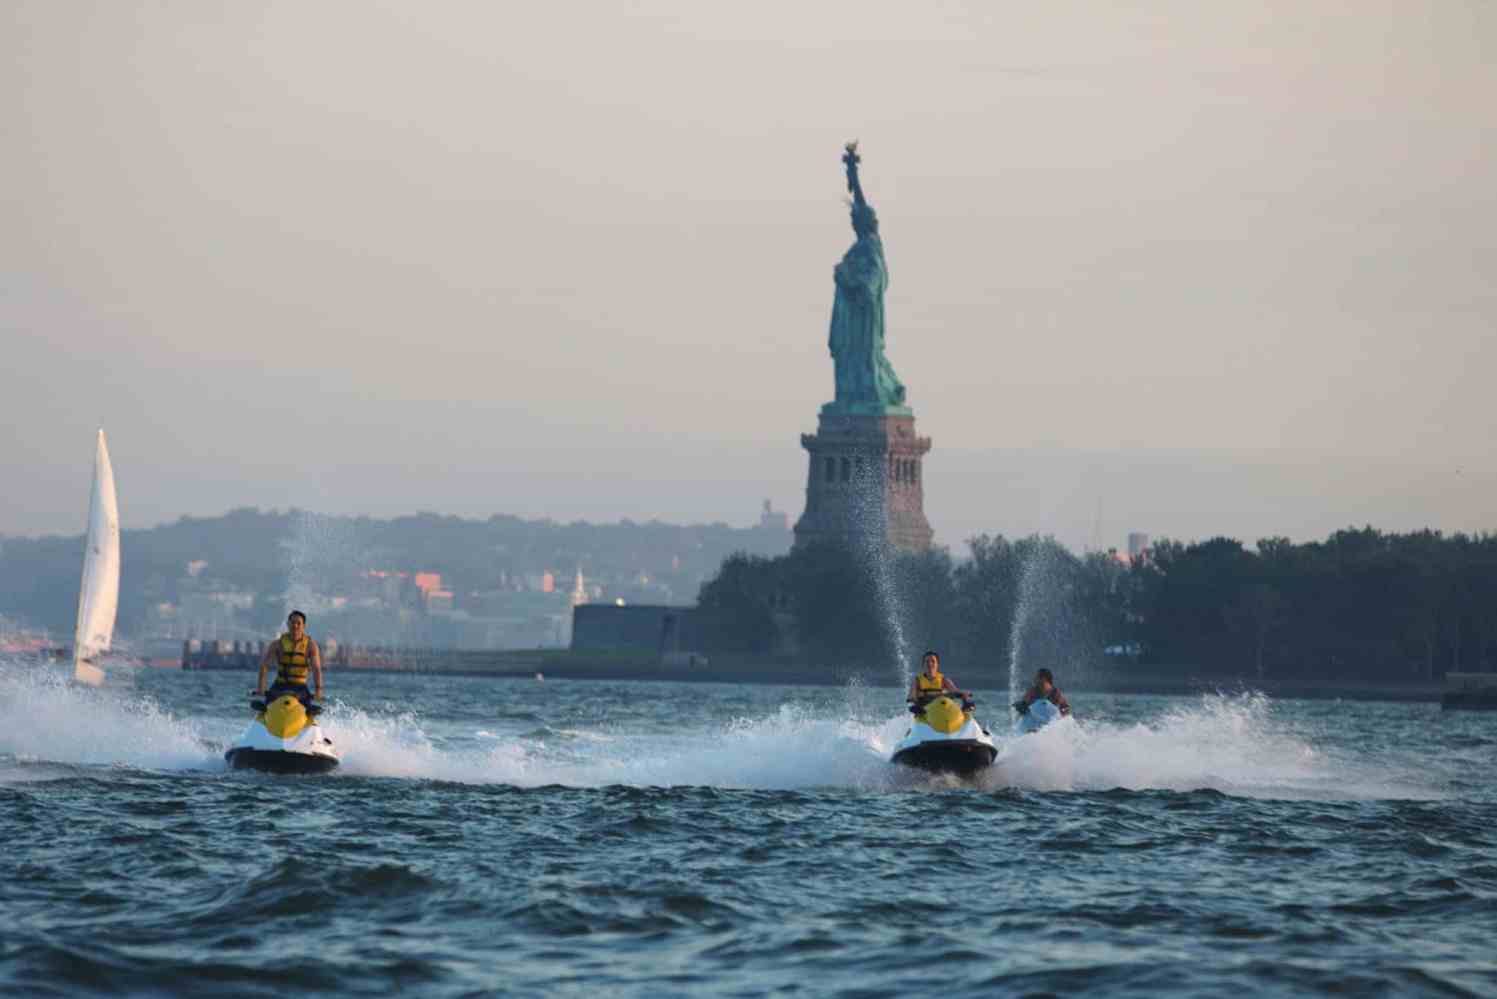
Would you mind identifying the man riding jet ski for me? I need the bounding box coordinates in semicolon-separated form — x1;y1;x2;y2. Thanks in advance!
890;652;997;774
225;611;339;773
1012;668;1071;735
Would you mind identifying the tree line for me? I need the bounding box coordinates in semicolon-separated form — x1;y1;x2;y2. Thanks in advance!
696;528;1497;685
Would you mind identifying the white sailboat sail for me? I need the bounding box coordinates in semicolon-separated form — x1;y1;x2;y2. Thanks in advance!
73;429;119;686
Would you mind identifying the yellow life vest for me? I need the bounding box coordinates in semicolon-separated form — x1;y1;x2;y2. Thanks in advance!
915;670;945;696
276;633;310;685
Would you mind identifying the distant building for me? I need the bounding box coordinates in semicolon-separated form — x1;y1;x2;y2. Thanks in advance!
739;500;793;558
1127;532;1151;560
570;569;588;608
758;499;790;532
365;570;412;605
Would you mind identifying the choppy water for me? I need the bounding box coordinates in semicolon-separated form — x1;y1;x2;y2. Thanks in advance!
2;662;1495;997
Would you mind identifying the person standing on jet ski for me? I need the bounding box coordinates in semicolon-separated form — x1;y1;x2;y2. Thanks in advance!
1014;668;1071;717
255;610;324;704
907;651;969;709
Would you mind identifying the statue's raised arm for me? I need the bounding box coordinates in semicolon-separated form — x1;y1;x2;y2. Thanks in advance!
843;141;867;207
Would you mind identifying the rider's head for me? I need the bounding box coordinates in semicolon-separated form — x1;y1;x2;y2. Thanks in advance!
922;651;940;675
1034;668;1054;693
287;610;307;636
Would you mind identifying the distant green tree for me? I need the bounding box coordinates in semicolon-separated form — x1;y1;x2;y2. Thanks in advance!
893;547;960;668
688;526;1497;686
695;553;782;654
782;542;891;667
952;534;1023;671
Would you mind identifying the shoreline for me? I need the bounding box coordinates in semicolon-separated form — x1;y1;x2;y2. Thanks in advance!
171;653;1448;704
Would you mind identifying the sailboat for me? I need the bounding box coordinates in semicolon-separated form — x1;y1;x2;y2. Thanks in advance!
73;429;119;686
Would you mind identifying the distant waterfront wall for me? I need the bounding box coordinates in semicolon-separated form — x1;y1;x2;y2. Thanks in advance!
178;638;393;672
570;605;704;654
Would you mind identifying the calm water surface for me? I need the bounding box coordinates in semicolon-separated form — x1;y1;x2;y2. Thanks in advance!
2;663;1495;997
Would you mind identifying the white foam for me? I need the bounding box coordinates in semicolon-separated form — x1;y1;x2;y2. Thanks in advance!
318;699;895;789
0;660;1433;798
987;692;1433;799
320;691;1389;797
0;660;222;773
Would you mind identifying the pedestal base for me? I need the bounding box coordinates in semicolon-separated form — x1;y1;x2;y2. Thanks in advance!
793;410;933;553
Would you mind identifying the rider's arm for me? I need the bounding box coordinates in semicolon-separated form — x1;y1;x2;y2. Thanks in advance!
907;677;919;702
255;642;274;694
309;640;324;700
1053;689;1071;715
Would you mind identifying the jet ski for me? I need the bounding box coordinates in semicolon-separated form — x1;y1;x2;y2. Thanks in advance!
225;692;340;774
890;694;998;775
1013;697;1062;735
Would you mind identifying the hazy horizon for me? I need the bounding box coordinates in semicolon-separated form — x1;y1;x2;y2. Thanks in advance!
6;2;1494;551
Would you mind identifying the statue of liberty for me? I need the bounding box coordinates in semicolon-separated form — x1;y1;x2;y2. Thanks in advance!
827;142;908;413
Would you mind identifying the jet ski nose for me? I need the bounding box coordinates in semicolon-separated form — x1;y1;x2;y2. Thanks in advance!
263;696;311;739
924;697;966;734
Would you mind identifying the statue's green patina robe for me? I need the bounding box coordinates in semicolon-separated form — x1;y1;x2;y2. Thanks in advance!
828;144;907;412
830;229;906;409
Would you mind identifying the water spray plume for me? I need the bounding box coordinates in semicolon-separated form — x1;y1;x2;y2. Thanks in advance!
846;465;912;687
1007;537;1080;714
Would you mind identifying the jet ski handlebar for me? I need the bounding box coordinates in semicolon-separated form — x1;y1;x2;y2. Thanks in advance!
909;693;978;713
247;692;323;715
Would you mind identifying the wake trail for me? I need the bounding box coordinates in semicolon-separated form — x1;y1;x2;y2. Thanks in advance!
304;692;1429;800
0;661;1433;799
0;661;224;775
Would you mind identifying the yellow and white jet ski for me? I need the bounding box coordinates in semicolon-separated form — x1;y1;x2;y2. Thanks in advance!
225;693;340;774
890;694;997;775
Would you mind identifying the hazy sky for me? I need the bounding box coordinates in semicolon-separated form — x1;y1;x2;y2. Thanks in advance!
4;1;1494;550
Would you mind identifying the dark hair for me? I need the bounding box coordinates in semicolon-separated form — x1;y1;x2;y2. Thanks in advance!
1035;668;1054;684
288;610;307;624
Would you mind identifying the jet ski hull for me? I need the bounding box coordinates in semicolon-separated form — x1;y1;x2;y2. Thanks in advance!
225;695;341;775
225;746;339;775
1014;697;1062;735
890;698;998;776
891;739;997;775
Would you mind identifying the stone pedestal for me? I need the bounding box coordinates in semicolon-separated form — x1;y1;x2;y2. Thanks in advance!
793;408;933;553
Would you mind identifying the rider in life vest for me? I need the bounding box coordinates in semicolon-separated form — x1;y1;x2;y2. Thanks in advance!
906;651;967;709
255;610;324;703
1014;668;1071;717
